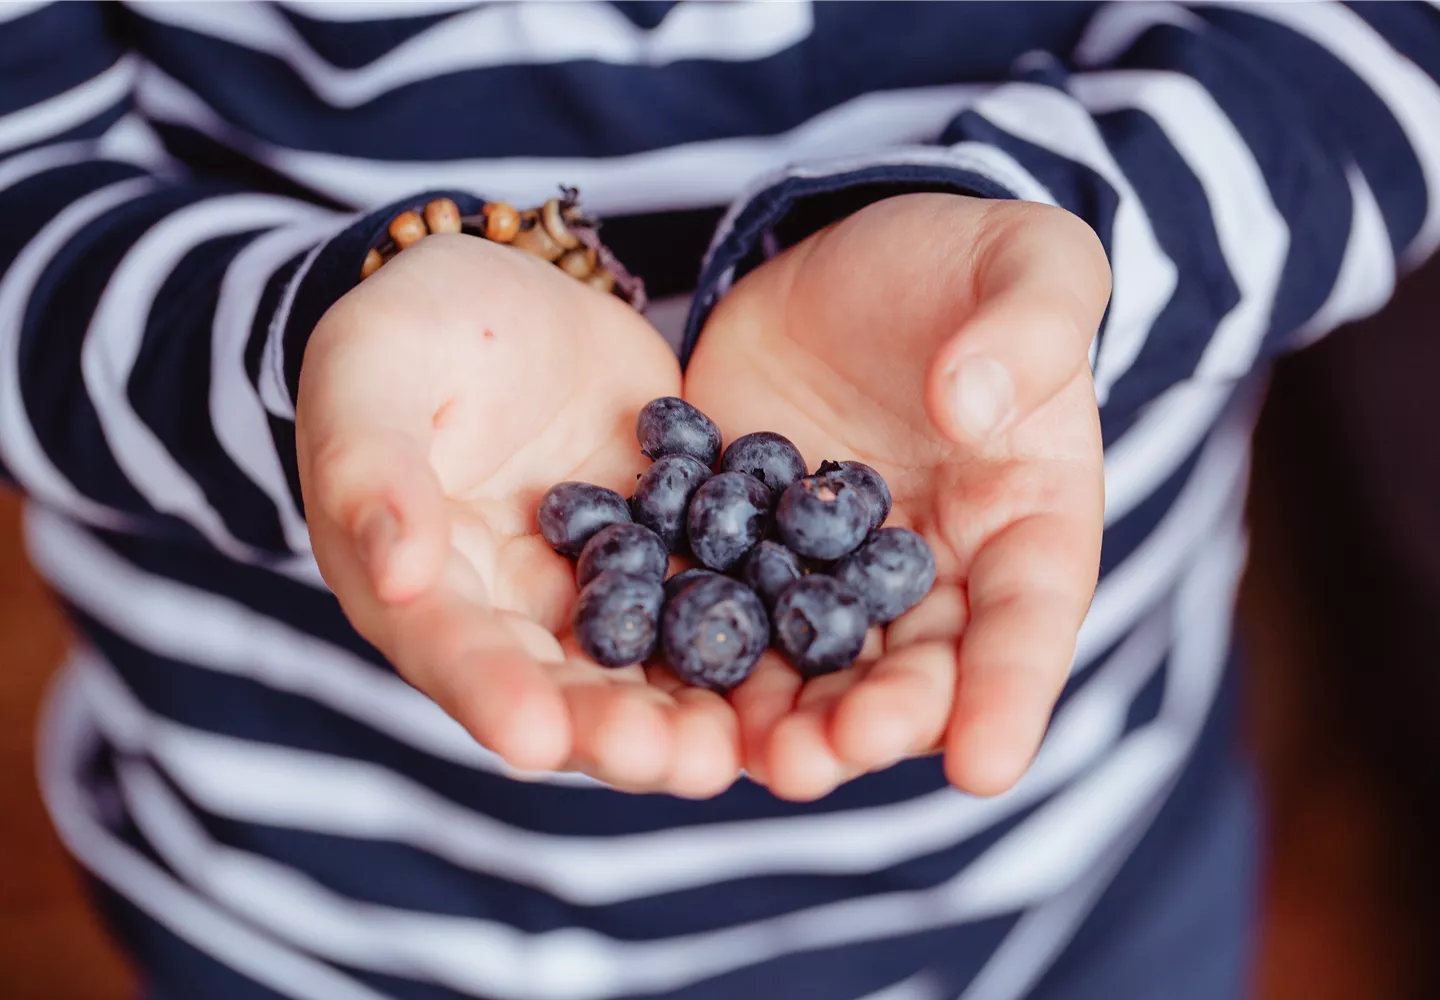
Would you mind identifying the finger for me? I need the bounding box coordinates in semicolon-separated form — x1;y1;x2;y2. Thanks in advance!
726;652;803;785
305;426;449;603
665;687;742;799
830;639;958;771
829;585;965;769
857;626;886;664
643;663;689;697
645;663;743;798
494;609;566;663
884;583;969;649
387;586;572;773
563;680;675;791
298;305;452;603
944;511;1098;797
765;671;865;802
926;203;1110;447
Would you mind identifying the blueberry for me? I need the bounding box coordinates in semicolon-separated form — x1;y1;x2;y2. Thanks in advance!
637;397;722;467
538;482;631;556
774;474;869;561
771;576;869;678
737;540;803;609
686;471;772;571
630;453;711;553
572;571;664;667
831;527;937;625
663;568;718;602
576;523;668;588
661;575;769;692
720;432;807;497
817;459;892;533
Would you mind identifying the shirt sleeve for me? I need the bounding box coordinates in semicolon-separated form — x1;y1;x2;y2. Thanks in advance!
683;1;1440;420
0;1;479;570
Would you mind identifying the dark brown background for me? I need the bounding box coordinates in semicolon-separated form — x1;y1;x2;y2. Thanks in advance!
2;262;1437;997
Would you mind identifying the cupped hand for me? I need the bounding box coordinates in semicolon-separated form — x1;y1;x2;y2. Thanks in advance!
684;193;1111;801
297;234;740;797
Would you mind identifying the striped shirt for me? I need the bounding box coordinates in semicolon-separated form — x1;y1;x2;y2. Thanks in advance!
4;2;1437;998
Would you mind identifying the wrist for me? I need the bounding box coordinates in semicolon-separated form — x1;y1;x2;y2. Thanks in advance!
683;157;1018;366
276;187;649;416
358;190;647;312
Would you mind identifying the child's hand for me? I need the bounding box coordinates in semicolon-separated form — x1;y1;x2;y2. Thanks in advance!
297;235;740;797
685;193;1110;800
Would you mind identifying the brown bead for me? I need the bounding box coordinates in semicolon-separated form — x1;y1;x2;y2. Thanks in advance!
388;210;427;250
483;202;520;243
360;248;384;279
423;197;462;235
587;268;616;295
541;197;581;250
510;210;565;261
557;248;597;279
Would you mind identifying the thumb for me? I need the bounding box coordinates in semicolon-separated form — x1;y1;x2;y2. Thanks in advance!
926;204;1111;446
303;426;449;604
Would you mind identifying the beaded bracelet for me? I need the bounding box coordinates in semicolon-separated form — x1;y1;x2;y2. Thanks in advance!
360;187;647;312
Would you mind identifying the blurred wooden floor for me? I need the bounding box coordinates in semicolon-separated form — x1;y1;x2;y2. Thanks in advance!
0;492;134;998
0;357;1430;997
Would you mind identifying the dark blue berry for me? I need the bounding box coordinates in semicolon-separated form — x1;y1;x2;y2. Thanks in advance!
686;471;772;571
572;571;664;667
537;482;631;557
663;568;718;602
772;576;869;678
817;459;892;533
630;453;711;552
775;474;869;561
661;575;769;692
831;527;937;625
737;540;803;609
720;432;807;497
637;397;722;467
576;523;668;588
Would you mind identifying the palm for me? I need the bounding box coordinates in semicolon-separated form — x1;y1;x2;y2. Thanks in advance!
301;236;741;795
684;194;1106;799
415;256;676;637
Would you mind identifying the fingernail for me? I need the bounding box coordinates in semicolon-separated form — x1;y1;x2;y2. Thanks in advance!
356;505;397;586
950;356;1014;442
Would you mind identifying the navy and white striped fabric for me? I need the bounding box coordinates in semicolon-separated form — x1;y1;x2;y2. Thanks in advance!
4;3;1437;998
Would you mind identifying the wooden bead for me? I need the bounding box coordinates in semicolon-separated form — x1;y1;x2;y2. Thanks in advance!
587;268;616;295
510;210;565;261
483;202;520;243
423;197;462;235
360;248;384;279
541;197;580;250
388;210;427;250
557;248;597;279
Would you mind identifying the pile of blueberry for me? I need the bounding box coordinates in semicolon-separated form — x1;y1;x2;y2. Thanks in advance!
538;398;936;693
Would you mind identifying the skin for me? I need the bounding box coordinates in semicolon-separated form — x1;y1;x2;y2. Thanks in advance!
295;193;1110;803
